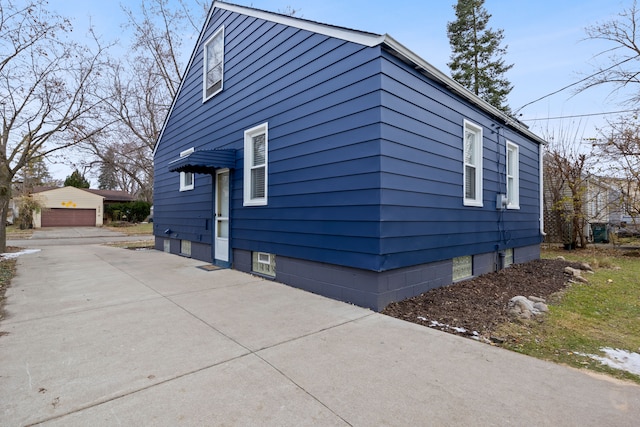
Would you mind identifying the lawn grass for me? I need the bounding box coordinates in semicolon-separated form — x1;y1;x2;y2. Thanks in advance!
5;225;33;239
0;258;17;322
498;246;640;384
105;222;153;235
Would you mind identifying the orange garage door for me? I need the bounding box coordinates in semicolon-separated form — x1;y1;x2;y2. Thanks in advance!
41;208;96;227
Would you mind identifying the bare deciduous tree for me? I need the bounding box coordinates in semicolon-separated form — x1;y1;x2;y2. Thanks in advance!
581;0;640;103
542;126;597;248
593;116;640;222
82;0;208;202
581;1;640;226
0;0;107;251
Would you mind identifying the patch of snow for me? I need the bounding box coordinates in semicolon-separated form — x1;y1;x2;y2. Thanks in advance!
579;348;640;377
417;316;427;321
1;249;41;260
430;320;445;328
451;326;467;333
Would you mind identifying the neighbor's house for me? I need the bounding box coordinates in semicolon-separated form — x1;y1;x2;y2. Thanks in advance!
27;187;135;228
153;2;546;311
31;186;105;227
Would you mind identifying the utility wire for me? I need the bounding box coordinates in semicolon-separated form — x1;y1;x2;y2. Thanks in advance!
512;56;638;115
521;109;638;121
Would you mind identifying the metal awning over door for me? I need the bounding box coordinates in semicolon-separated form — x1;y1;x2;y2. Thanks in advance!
168;149;236;174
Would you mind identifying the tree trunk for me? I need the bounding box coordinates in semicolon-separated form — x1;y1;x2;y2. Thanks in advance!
0;172;12;253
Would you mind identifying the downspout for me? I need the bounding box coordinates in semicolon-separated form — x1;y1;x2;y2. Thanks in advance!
539;145;546;237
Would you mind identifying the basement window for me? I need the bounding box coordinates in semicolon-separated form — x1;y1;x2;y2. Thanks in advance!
504;248;514;267
181;240;192;257
452;255;472;281
252;252;276;278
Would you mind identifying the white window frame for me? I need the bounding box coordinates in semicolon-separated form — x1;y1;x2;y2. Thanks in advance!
203;26;224;101
506;141;520;209
243;123;268;206
463;120;483;207
179;147;195;192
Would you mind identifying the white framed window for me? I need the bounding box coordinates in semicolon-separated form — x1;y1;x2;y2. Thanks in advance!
203;26;224;101
252;251;276;277
463;120;483;207
506;142;520;209
243;123;268;206
179;147;195;191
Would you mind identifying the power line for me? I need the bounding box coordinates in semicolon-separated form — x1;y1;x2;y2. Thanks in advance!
512;56;638;115
520;109;638;121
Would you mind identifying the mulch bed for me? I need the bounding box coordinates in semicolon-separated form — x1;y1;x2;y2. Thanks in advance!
382;258;583;339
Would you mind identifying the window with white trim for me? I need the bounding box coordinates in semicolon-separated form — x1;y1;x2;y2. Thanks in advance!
243;123;268;206
179;148;194;191
506;142;520;209
463;120;483;206
203;26;224;101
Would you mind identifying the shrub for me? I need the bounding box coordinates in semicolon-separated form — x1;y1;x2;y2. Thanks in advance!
105;201;151;223
14;196;44;229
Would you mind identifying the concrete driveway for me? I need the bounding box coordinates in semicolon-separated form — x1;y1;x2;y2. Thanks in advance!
7;227;148;247
1;242;639;426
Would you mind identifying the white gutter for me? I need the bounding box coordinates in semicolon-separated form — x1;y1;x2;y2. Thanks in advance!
380;35;547;146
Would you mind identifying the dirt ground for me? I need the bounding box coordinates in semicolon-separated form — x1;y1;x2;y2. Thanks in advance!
382;257;583;341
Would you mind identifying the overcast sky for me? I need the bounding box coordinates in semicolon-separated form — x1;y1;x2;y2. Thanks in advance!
49;0;634;180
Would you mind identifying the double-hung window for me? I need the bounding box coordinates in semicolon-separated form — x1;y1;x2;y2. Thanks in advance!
243;123;268;206
506;142;520;209
203;27;224;101
463;120;483;206
179;148;194;191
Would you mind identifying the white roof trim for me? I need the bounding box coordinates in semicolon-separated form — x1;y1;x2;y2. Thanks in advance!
154;1;545;155
380;35;546;145
215;2;386;47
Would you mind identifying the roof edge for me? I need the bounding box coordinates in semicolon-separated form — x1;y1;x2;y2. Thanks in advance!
215;2;385;47
380;35;547;145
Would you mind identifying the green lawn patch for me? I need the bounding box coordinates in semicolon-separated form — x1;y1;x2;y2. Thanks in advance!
105;222;153;235
500;247;640;384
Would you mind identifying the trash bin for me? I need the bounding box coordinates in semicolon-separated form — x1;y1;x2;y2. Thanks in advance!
591;223;608;243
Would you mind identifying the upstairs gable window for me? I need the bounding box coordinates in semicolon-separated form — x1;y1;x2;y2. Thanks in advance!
463;120;483;207
203;27;224;101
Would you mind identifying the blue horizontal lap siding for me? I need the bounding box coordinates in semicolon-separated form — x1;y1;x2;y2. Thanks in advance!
154;11;386;269
154;8;542;273
377;51;541;268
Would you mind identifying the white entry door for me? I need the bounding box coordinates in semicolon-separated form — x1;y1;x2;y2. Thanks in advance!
215;169;230;262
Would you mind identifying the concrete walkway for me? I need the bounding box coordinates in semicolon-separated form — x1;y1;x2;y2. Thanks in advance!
1;242;639;426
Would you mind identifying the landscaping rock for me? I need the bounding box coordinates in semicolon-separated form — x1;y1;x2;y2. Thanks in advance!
533;302;549;312
507;295;548;320
564;266;589;283
580;262;594;272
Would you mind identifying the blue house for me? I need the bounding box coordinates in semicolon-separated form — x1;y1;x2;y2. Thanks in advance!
153;1;546;311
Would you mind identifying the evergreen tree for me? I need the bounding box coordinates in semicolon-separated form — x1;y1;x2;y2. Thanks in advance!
98;149;119;190
64;169;91;188
447;0;513;113
15;156;55;193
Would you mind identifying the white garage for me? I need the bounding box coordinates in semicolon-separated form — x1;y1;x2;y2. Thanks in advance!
32;187;104;228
